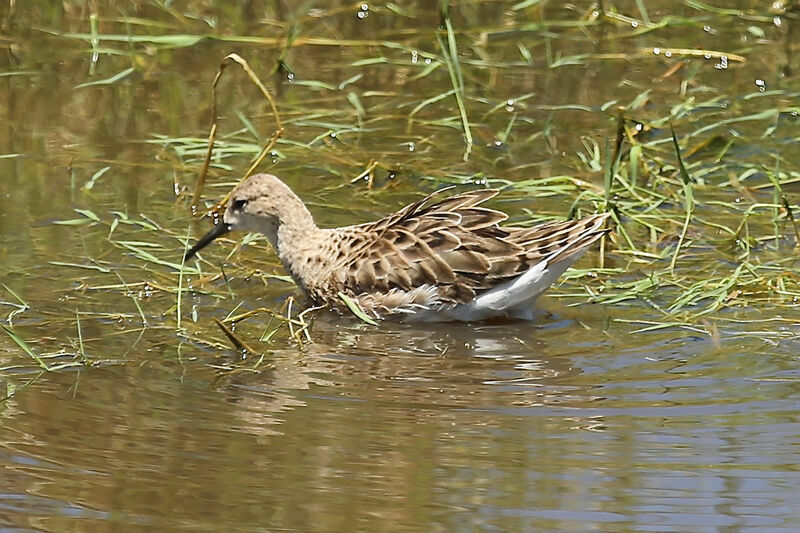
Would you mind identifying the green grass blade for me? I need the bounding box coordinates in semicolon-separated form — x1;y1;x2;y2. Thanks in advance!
338;292;379;326
1;324;51;371
669;126;694;274
75;67;134;89
438;18;473;161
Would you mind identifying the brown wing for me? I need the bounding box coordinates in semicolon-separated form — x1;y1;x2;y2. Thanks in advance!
334;188;609;305
507;213;611;265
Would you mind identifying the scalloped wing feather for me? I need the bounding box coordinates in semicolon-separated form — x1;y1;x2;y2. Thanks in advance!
319;188;610;318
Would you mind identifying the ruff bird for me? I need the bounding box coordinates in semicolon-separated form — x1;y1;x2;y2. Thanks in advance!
185;173;610;321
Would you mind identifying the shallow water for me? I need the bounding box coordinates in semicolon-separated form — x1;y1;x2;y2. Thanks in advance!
2;1;800;531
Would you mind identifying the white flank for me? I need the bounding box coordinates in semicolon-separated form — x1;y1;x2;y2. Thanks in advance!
411;245;590;322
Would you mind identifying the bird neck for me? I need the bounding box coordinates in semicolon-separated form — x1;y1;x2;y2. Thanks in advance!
274;204;325;295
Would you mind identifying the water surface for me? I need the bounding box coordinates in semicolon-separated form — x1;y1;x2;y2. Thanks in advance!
2;2;800;531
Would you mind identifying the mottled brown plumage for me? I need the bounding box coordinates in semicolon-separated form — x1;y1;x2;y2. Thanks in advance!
185;174;611;321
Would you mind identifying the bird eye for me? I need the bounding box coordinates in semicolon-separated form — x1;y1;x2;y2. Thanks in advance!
231;199;248;211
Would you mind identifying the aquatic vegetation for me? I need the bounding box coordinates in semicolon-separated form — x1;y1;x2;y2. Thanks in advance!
1;0;800;373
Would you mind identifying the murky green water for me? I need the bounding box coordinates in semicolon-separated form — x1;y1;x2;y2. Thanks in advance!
2;1;800;531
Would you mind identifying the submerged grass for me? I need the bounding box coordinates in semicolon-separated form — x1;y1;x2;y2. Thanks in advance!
134;2;800;347
1;324;51;371
3;0;800;374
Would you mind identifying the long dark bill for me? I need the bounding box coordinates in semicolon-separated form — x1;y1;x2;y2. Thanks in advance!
184;223;231;261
